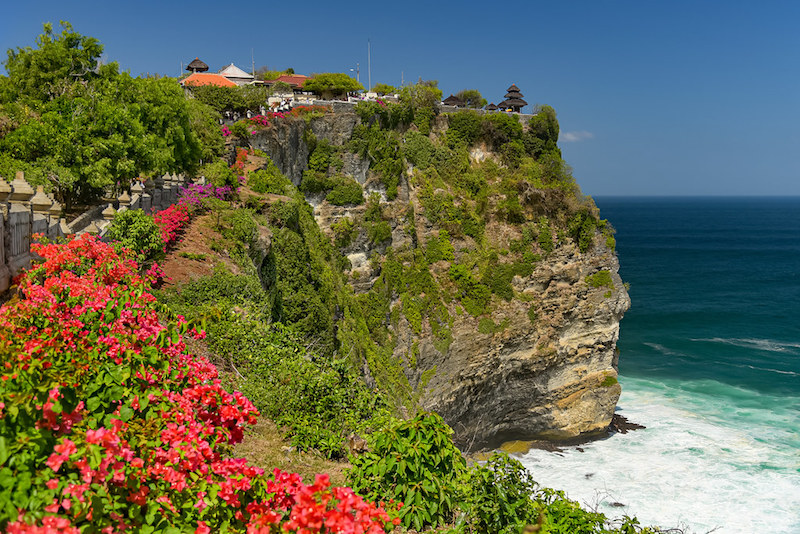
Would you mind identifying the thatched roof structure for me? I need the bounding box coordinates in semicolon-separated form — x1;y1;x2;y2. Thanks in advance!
485;102;498;111
186;57;209;73
443;94;465;107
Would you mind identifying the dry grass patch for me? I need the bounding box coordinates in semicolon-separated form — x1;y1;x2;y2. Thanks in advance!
234;420;351;487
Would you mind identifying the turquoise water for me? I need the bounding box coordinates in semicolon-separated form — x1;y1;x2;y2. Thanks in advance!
520;198;800;533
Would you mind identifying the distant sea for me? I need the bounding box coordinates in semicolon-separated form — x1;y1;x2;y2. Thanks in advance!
519;197;800;534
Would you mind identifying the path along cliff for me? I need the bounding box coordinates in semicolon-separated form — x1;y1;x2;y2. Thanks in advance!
239;107;629;451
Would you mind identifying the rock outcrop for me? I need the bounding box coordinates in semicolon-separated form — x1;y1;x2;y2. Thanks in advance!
246;111;630;450
414;245;628;450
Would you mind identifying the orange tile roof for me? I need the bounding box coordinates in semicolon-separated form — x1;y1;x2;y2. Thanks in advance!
266;74;311;88
181;72;237;87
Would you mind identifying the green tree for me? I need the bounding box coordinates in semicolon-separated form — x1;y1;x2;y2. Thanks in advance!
190;84;246;113
271;81;293;95
455;89;487;109
3;21;102;103
371;83;396;95
399;80;443;135
399;79;443;110
0;22;210;208
303;73;363;99
526;104;561;158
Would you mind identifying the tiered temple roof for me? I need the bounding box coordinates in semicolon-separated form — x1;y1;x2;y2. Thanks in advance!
498;84;528;112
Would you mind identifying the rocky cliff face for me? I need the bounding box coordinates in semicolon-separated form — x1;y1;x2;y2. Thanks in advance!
249;113;360;185
247;112;630;450
416;244;628;449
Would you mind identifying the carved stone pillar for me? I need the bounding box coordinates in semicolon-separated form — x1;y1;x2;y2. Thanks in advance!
102;204;117;221
118;191;131;209
0;196;7;292
0;178;11;219
83;220;101;235
48;195;62;239
130;181;144;211
7;173;34;277
30;186;52;238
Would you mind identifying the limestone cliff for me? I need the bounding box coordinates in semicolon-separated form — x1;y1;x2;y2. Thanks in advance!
244;110;630;451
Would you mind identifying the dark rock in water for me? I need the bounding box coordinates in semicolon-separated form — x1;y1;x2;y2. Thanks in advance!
576;447;585;452
585;473;594;479
609;413;646;434
611;502;626;507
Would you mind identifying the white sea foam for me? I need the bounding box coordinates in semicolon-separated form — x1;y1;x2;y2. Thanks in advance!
518;377;800;534
643;342;687;357
691;337;800;354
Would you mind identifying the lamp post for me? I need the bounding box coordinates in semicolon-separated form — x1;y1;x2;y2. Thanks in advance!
350;63;360;84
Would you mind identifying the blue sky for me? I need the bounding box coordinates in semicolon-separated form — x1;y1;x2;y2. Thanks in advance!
2;0;799;196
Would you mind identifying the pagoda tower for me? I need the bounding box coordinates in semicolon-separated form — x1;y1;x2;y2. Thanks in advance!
498;84;528;113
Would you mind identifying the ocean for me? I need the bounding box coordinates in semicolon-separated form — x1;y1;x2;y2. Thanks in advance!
519;197;800;533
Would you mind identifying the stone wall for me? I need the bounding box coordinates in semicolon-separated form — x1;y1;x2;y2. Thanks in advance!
0;171;191;293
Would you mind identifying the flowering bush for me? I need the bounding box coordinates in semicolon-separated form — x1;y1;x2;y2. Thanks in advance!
178;183;233;213
231;106;330;137
0;234;397;533
233;148;249;173
153;203;191;250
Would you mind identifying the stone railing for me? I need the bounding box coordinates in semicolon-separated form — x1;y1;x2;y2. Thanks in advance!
0;171;194;293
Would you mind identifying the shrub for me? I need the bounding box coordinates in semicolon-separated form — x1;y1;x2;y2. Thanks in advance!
536;216;554;254
248;158;292;194
425;229;455;263
178;183;233;213
481;113;523;149
106;209;164;261
201;159;238;189
461;453;541;534
449;264;492;316
308;139;336;173
586;270;614;290
500;139;525;169
229;120;251;140
331;216;358;248
601;375;619;387
348;124;403;199
299;170;330;194
223;209;257;245
567;209;602;253
326;179;364;206
368;220;392;245
206;316;391;459
403;131;436;169
447;110;483;147
348;413;466;531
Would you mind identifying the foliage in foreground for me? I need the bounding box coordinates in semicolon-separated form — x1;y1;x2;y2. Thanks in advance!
348;414;661;534
0;234;396;533
348;413;466;531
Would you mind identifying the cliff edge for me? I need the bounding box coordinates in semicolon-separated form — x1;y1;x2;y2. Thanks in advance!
245;106;630;450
